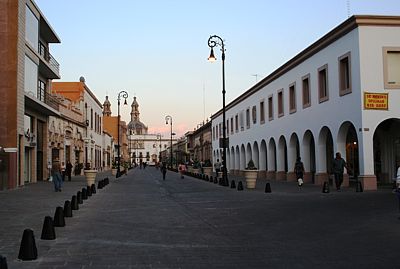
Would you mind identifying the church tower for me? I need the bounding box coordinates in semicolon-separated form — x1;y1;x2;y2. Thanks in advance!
127;96;148;135
131;96;140;122
102;95;111;116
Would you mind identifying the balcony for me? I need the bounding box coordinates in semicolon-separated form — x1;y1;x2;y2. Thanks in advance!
24;88;59;117
38;43;60;79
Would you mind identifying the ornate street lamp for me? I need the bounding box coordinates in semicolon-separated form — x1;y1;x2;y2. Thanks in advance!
208;35;228;186
117;90;128;178
165;115;173;168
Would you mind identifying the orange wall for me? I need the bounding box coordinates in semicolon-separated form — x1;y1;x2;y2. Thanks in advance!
52;82;84;102
103;116;118;141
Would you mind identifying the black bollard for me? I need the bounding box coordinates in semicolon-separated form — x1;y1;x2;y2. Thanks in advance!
237;181;244;191
230;180;236;189
63;201;72;218
18;229;37;261
40;216;56;240
86;185;92;197
218;178;223;185
91;184;96;194
77;191;83;204
265;182;272;193
214;177;218;184
53;206;65;227
97;180;103;189
0;255;7;269
209;176;214;182
81;188;88;200
356;181;363;192
71;195;79;210
322;181;330;193
104;177;109;185
206;175;209;181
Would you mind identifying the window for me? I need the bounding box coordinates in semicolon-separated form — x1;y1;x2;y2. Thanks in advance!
230;117;234;133
302;74;311;108
252;106;257;124
37;80;46;102
239;112;244;131
219;123;222;138
318;64;329;102
278;90;284;117
289;82;296;113
246;108;250;129
260;100;265;124
24;55;38;95
216;125;218;139
339;52;351;95
268;95;274;121
226;120;229;137
212;126;215;140
25;5;38;51
383;47;400;89
90;109;93;129
235;114;239;132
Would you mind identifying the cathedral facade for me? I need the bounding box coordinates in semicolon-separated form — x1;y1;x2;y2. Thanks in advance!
127;97;175;165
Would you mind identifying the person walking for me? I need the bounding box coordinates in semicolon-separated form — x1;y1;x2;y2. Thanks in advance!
332;152;348;191
65;161;72;181
294;157;305;187
178;162;186;179
52;158;62;192
214;159;221;178
61;161;66;181
161;162;167;180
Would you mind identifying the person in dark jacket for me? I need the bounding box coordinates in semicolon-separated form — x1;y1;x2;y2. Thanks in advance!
332;152;348;191
65;161;73;181
161;162;167;180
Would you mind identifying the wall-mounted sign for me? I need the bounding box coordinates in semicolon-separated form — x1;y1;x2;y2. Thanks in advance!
364;92;388;110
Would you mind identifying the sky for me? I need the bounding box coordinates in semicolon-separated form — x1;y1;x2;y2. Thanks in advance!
35;0;400;138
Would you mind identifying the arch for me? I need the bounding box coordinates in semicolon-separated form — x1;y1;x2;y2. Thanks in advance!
246;143;252;168
288;133;300;181
268;138;277;179
253;141;260;170
235;145;240;173
316;126;334;184
259;139;267;171
373;118;400;183
277;135;288;180
302;130;316;183
230;146;235;172
240;144;246;170
337;121;358;180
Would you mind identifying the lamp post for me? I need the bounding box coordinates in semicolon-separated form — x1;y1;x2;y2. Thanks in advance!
165;115;173;169
208;35;228;186
117;90;128;178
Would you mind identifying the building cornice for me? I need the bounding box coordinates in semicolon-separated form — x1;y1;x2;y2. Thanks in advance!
211;15;400;119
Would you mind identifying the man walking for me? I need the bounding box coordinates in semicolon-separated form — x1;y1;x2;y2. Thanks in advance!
52;158;62;192
65;161;73;181
332;152;348;191
214;159;221;178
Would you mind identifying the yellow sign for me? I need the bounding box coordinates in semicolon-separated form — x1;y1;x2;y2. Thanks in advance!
364;92;388;110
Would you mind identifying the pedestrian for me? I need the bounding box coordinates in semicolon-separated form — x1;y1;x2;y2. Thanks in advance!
393;160;400;192
332;152;349;191
214;159;221;178
294;156;305;187
52;158;62;192
61;161;66;181
178;162;186;179
65;160;72;181
161;162;167;180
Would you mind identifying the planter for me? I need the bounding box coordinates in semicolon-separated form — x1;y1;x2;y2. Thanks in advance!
192;168;200;174
84;169;98;187
244;170;258;189
203;167;213;177
111;168;117;176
